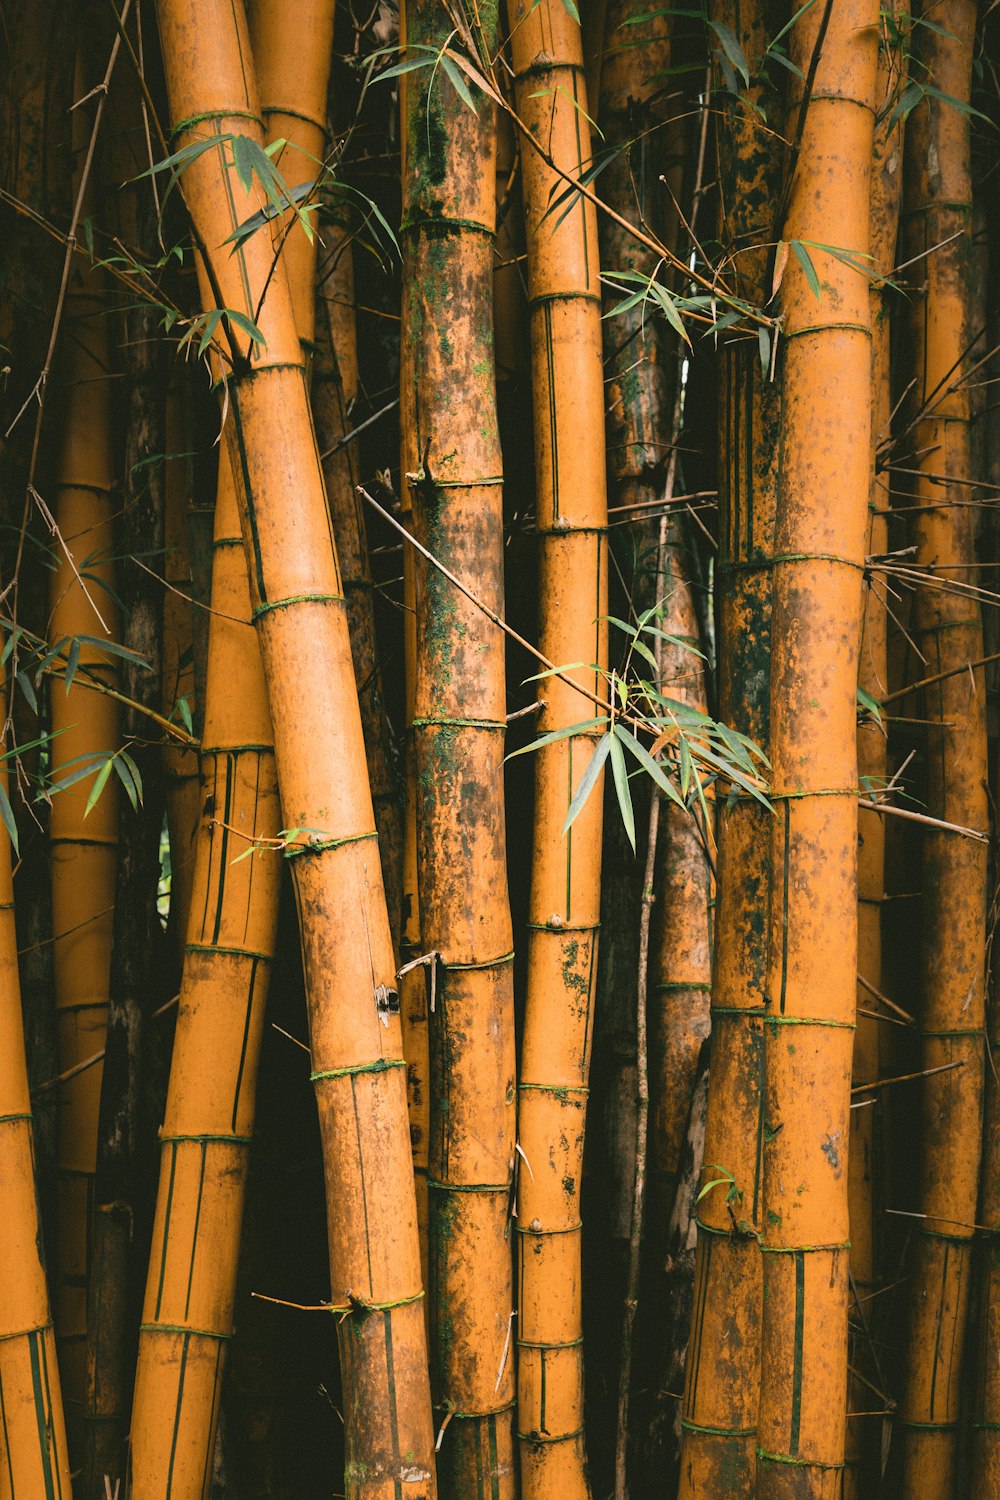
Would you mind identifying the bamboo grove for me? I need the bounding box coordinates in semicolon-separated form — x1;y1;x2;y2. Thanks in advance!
2;0;1000;1496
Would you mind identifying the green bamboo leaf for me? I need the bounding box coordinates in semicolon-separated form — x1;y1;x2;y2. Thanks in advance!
84;758;114;818
114;752;143;811
790;240;821;299
562;731;612;837
65;637;80;695
614;724;685;809
16;672;36;715
231;132;256;193
709;20;749;84
505;717;608;761
440;54;477;113
0;779;18;856
609;729;635;852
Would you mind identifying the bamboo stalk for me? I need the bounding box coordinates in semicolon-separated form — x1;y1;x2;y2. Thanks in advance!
49;68;120;1445
400;1;516;1491
506;1;609;1492
898;7;988;1496
846;11;907;1491
676;3;783;1494
0;699;72;1500
755;5;879;1496
153;5;436;1492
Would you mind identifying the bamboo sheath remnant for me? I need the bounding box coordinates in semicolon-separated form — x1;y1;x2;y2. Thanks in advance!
845;13;906;1490
677;3;782;1494
756;4;879;1496
154;4;436;1494
507;1;608;1493
0;721;72;1500
130;2;334;1492
400;2;516;1491
49;194;120;1449
899;7;988;1497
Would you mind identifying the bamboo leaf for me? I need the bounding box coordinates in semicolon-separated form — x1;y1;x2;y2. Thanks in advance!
790;240;821;299
440;54;477;113
65;637;80;695
614;724;685;809
84;758;114;818
505;717;608;761
562;731;612;837
231;132;256;193
0;779;18;856
609;729;635;852
114;752;143;811
708;20;750;87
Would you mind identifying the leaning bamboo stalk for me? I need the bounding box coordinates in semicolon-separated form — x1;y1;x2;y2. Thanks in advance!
400;1;516;1491
755;5;879;1494
507;1;608;1492
898;7;987;1496
0;708;72;1500
128;4;337;1491
154;5;437;1492
846;14;906;1490
676;3;782;1493
49;174;120;1450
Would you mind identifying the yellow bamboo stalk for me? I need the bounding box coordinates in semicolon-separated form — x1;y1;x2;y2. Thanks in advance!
677;4;782;1493
755;5;879;1495
0;721;72;1499
507;1;608;1493
845;13;906;1490
49;179;119;1450
400;2;516;1491
129;4;336;1491
154;5;436;1492
898;7;987;1496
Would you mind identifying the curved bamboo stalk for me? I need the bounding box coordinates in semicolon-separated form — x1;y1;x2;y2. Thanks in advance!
676;3;783;1493
0;715;72;1500
154;5;436;1493
507;1;608;1493
846;13;906;1490
755;4;879;1495
128;4;337;1492
898;7;987;1496
49;162;119;1452
399;2;516;1492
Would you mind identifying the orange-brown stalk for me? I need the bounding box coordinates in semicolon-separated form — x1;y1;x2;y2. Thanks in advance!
0;710;72;1499
846;10;907;1489
154;3;436;1492
898;7;987;1496
400;1;516;1491
677;3;783;1494
755;4;879;1495
507;0;609;1492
